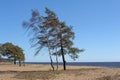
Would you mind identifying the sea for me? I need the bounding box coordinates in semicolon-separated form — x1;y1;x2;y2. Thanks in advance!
26;62;120;68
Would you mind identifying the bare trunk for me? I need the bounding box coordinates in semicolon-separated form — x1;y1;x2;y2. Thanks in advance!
19;60;21;66
60;31;66;70
43;26;54;71
61;46;66;70
47;44;54;71
46;35;54;71
14;59;16;65
55;31;59;70
50;55;54;71
56;53;59;70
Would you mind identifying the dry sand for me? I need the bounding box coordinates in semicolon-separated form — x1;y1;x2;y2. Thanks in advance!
0;64;120;80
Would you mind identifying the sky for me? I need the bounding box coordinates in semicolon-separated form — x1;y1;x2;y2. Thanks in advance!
0;0;120;62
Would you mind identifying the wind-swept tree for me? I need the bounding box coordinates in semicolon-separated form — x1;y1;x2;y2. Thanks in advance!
23;8;59;71
51;22;84;70
23;8;84;70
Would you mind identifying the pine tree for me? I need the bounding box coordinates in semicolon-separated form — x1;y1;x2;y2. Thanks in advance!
23;8;84;70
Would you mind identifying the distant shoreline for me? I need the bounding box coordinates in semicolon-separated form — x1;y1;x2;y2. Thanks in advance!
25;62;120;68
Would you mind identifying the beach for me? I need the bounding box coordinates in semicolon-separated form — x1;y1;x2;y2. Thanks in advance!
0;64;120;80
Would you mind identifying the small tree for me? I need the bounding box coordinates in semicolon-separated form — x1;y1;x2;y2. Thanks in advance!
2;42;16;64
1;42;25;66
14;45;25;66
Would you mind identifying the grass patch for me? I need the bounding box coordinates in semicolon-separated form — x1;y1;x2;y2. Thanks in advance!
0;71;19;74
14;68;99;80
96;75;120;80
15;71;60;80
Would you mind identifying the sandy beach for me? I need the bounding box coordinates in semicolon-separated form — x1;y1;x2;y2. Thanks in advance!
0;64;120;80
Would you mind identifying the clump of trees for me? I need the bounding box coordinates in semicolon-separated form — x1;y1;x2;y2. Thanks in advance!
0;42;25;66
23;8;84;70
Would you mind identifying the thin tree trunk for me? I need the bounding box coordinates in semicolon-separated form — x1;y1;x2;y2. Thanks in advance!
19;60;21;66
56;51;59;70
61;46;66;70
55;31;59;70
60;31;66;70
43;26;54;71
47;45;54;71
46;35;54;71
14;59;16;65
50;55;54;71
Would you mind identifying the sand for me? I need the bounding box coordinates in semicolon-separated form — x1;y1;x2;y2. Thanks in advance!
0;64;120;80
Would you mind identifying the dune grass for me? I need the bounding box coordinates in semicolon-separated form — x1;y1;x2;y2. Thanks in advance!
1;68;120;80
96;75;120;80
14;68;98;80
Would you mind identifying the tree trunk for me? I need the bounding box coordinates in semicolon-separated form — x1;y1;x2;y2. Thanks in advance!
61;46;66;70
43;26;54;71
60;32;66;70
55;30;59;70
14;59;16;65
50;55;54;71
46;35;54;71
48;46;54;71
56;53;59;70
19;60;21;66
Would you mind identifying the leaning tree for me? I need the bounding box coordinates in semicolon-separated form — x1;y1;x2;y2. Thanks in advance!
23;8;59;71
23;8;84;70
52;22;84;70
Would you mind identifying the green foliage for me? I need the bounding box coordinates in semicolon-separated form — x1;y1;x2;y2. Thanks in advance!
0;44;3;55
23;7;84;70
0;42;25;65
23;8;60;71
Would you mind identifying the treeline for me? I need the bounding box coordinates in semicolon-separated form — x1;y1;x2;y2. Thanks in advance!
0;42;25;66
23;8;84;70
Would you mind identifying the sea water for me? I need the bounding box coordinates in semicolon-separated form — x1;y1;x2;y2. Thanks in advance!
26;62;120;68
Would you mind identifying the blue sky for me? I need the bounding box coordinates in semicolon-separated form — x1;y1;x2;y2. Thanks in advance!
0;0;120;62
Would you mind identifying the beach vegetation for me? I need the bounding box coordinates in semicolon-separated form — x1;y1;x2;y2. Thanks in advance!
23;8;58;71
23;7;84;70
0;42;25;66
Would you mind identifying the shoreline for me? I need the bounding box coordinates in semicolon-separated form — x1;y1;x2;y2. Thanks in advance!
25;62;120;68
0;64;104;71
